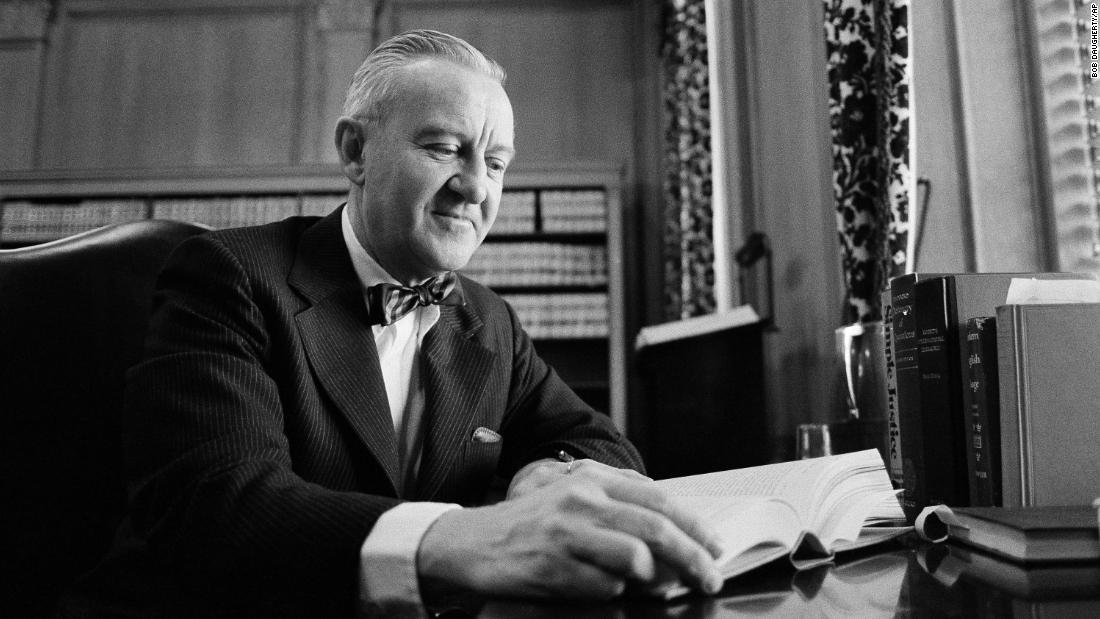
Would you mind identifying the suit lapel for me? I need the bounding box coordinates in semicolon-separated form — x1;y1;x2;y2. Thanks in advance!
289;209;401;495
414;302;494;501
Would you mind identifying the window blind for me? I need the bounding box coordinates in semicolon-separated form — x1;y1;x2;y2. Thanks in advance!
1033;0;1100;273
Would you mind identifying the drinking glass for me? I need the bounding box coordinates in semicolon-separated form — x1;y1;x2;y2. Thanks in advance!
796;423;833;459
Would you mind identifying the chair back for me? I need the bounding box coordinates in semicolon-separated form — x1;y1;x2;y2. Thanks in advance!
0;220;207;615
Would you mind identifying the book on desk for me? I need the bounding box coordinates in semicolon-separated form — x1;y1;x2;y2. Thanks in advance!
996;302;1100;507
886;273;1100;517
652;449;909;598
929;505;1100;564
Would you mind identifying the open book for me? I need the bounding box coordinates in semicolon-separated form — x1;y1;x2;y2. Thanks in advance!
654;449;910;598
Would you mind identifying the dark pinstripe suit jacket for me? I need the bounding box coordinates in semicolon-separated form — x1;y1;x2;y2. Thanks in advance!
83;208;642;612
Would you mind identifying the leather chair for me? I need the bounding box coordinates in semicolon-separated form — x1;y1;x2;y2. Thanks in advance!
0;220;207;616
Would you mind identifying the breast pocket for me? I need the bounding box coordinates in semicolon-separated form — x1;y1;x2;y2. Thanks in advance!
455;426;503;501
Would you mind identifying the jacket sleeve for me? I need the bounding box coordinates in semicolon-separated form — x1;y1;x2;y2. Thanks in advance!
122;233;396;605
496;298;645;476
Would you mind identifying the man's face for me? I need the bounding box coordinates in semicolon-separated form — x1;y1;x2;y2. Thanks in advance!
349;59;515;284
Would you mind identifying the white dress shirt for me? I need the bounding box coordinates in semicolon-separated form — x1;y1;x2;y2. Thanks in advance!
340;208;459;609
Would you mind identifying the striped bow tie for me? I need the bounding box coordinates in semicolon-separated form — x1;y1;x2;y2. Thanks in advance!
366;271;463;326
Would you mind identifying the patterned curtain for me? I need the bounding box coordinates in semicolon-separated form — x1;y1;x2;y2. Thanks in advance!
824;0;911;323
661;0;715;321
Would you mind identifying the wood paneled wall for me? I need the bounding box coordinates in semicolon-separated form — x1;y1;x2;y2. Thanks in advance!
0;0;50;169
5;0;645;173
6;0;373;170
383;0;640;177
39;1;314;169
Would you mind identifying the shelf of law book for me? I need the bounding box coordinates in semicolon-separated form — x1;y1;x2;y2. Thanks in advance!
0;172;612;340
0;164;628;427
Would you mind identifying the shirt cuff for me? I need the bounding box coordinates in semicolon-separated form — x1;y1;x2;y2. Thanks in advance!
358;502;460;612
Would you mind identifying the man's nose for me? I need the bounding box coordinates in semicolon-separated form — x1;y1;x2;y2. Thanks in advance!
448;160;489;205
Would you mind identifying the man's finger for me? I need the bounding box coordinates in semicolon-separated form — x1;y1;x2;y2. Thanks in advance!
564;523;657;584
525;552;629;600
589;498;723;594
571;459;652;482
596;477;725;560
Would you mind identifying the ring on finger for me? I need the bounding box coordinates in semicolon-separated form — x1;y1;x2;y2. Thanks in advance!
557;450;576;474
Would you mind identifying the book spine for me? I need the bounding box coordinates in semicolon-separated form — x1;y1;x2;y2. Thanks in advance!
979;316;1002;507
913;277;969;510
882;285;903;488
964;316;1001;506
892;274;924;519
996;305;1024;507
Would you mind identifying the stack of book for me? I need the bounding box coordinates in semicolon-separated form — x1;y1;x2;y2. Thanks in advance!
460;242;607;288
152;196;298;229
501;292;608;339
885;272;1100;520
491;190;537;234
917;504;1100;603
540;189;606;233
0;199;146;243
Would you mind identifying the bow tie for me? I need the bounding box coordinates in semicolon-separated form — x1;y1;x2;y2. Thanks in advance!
366;271;463;326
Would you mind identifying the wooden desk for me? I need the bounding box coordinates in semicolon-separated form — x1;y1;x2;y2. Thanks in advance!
56;541;1100;617
478;542;1100;618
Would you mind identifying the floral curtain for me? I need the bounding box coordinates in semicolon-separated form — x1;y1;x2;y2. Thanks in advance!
824;0;911;323
661;0;715;321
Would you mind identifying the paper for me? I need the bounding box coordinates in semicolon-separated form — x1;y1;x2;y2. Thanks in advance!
1004;278;1100;304
914;505;960;543
634;304;759;349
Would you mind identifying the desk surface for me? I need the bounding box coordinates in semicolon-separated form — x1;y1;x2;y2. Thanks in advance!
56;540;1100;618
477;541;1100;618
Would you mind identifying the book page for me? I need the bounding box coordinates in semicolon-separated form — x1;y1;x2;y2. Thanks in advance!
656;450;905;548
658;496;799;599
672;496;803;565
1004;278;1100;304
657;455;827;504
656;450;883;518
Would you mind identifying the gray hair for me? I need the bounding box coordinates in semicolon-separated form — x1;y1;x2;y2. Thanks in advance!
341;29;506;122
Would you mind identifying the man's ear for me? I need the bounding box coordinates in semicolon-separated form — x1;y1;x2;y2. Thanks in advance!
335;117;366;184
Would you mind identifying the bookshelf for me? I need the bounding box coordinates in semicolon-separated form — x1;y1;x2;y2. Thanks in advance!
0;163;627;429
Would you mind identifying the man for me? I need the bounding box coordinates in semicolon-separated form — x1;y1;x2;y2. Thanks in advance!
67;30;723;616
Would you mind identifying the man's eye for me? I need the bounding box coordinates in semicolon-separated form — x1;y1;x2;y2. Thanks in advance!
427;144;459;156
487;158;508;175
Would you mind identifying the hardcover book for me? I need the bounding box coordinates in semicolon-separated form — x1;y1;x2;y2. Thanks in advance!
899;273;1089;519
996;302;1100;507
887;272;944;514
937;505;1100;563
912;277;970;513
964;316;1001;507
654;449;910;598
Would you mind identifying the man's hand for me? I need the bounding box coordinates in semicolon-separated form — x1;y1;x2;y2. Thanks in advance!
417;464;725;600
505;457;650;500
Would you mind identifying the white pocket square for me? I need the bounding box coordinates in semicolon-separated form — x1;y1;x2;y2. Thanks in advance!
471;427;502;443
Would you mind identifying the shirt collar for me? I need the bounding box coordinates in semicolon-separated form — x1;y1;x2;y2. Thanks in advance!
340;205;442;337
